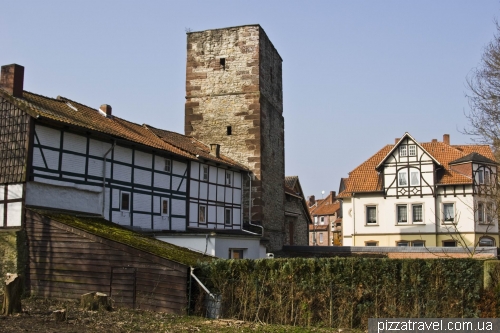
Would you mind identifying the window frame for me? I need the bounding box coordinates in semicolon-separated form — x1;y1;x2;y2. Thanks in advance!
198;205;207;224
229;249;244;259
400;145;407;157
479;237;495;247
320;216;325;225
202;165;209;181
225;171;232;186
365;241;379;246
319;233;324;244
478;169;484;184
442;240;457;247
412;240;425;247
366;205;378;225
398;169;408;186
120;191;130;212
164;159;171;172
412;204;424;223
224;208;232;226
396;241;410;247
161;198;169;217
408;144;416;156
396;204;408;224
442;203;455;223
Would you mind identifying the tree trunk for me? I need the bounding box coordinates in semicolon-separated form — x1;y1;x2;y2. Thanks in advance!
80;292;111;311
1;273;22;315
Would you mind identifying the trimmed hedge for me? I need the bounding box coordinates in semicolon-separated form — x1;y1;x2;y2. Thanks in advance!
195;258;498;329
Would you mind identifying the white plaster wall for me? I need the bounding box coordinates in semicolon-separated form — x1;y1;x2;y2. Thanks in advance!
157;235;265;259
26;181;102;215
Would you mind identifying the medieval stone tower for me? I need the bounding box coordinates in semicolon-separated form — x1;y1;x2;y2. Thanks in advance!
185;25;285;251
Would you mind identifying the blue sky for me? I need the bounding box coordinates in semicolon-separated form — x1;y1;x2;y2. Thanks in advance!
1;1;498;198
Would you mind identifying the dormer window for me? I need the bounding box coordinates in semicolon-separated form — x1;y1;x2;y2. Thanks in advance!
400;146;407;157
408;145;416;156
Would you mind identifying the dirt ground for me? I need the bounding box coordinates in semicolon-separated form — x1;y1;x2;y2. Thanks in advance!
0;298;361;333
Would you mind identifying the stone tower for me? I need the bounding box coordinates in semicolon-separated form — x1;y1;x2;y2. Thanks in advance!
185;25;285;251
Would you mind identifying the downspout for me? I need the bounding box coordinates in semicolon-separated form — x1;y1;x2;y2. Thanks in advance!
102;141;116;217
190;267;216;300
241;172;263;236
434;167;441;246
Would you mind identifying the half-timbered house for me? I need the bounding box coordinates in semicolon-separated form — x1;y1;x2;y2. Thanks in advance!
339;132;499;247
0;63;265;259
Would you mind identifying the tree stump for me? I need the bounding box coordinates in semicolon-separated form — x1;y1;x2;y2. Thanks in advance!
80;292;111;311
1;273;22;315
52;309;67;322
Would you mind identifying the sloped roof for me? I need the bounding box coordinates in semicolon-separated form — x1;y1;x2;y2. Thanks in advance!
30;208;213;266
338;137;496;198
450;152;498;165
310;193;340;216
0;89;246;170
285;176;298;189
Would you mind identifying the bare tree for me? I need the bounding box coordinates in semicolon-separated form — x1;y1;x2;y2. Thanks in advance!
465;20;500;157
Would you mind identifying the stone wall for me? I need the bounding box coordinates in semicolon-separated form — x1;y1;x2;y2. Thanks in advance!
185;25;285;252
284;197;309;246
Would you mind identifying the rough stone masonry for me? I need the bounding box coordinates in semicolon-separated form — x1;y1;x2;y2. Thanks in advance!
185;25;285;251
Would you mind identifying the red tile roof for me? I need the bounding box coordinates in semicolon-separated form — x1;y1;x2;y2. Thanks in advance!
309;192;340;216
0;89;247;170
338;138;496;198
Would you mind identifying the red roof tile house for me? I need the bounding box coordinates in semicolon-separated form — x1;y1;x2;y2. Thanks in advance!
308;191;342;246
338;133;498;248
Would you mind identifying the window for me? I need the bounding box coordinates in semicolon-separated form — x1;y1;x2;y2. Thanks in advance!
478;170;484;184
199;205;206;224
227;126;232;135
397;205;408;223
399;168;419;186
319;233;324;244
412;241;425;247
366;206;377;225
443;203;455;222
397;241;409;247
485;170;490;184
410;170;420;186
229;249;244;259
412;204;423;223
314;216;318;225
408;145;416;156
225;208;232;225
365;241;378;246
478;203;484;223
320;216;325;225
164;159;171;172
486;203;494;223
202;165;209;181
120;192;130;212
161;198;169;216
443;240;457;247
479;237;495;247
220;58;226;70
400;146;407;157
225;171;231;185
398;170;407;186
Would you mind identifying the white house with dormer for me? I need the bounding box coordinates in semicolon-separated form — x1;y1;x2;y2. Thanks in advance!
339;133;498;248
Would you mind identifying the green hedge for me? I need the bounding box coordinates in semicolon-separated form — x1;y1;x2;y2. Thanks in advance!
195;258;496;329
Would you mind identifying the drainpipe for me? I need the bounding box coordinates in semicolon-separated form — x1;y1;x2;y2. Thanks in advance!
102;141;116;217
352;192;356;246
190;267;216;300
241;172;263;236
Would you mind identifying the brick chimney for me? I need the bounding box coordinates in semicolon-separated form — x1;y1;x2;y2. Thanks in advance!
0;64;24;98
100;104;112;118
210;144;220;157
395;138;399;144
432;139;437;143
330;191;336;203
443;134;450;145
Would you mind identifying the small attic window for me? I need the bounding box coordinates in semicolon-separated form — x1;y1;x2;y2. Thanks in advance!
227;126;232;135
220;58;226;70
66;102;78;111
